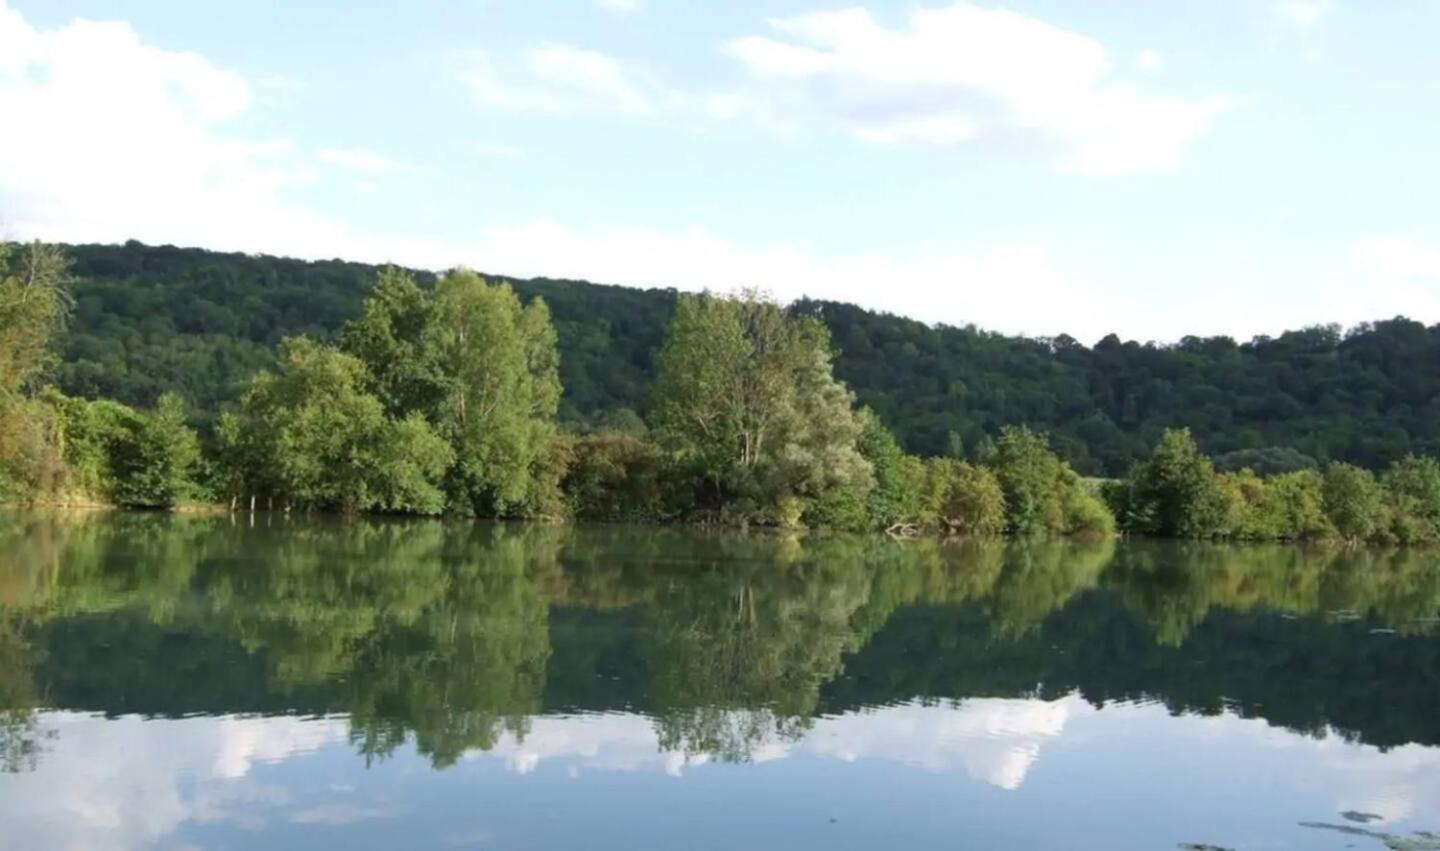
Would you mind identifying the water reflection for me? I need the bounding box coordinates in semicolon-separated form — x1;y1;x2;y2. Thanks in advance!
0;511;1438;849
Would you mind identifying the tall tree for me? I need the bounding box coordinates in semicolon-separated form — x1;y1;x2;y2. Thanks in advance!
0;242;71;396
650;291;872;524
429;270;562;516
341;268;564;516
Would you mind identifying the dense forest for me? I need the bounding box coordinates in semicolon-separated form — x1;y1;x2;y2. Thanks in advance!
7;239;1440;543
53;241;1440;475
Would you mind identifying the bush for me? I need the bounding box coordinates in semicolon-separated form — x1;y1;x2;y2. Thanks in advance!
924;458;1007;536
987;425;1114;536
1322;463;1388;543
562;432;677;522
1115;429;1227;538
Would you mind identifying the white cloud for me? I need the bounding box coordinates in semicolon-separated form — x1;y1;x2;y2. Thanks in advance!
472;141;525;159
0;1;368;258
317;146;430;175
719;4;1231;174
597;0;641;13
0;712;345;851
1275;0;1336;28
453;5;1225;174
446;220;1128;341
805;699;1069;789
459;44;669;117
1353;235;1440;282
1337;236;1440;324
1137;49;1163;72
474;698;1072;787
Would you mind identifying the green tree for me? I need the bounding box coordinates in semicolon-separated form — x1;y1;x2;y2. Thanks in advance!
218;338;450;513
340;267;446;416
1113;429;1227;539
650;292;872;525
1382;455;1440;542
0;242;70;395
854;408;926;531
106;393;201;508
986;425;1110;536
425;270;562;516
924;458;1007;536
1322;462;1388;542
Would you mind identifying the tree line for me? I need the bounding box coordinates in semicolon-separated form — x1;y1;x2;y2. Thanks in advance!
51;241;1440;477
9;240;1440;542
1;243;1113;534
1107;427;1440;544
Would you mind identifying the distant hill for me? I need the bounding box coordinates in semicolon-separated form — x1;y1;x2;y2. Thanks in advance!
52;240;1440;476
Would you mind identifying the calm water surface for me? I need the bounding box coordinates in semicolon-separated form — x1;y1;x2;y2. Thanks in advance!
1;511;1438;850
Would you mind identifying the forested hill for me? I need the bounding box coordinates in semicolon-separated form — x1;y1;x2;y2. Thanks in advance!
54;240;1440;476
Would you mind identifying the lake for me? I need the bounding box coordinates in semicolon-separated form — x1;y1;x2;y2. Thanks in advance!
0;511;1437;850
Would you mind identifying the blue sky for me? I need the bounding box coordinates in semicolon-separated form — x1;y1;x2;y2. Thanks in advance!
2;0;1437;342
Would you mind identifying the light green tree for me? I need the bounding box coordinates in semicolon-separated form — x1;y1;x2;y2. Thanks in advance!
218;338;452;514
1322;462;1388;542
650;291;872;525
988;425;1111;536
1112;428;1226;538
0;242;70;396
429;270;563;516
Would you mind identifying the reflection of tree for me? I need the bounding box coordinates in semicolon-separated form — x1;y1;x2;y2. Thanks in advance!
344;525;559;767
639;552;874;759
1105;542;1440;646
0;618;50;773
3;511;1440;766
984;538;1113;638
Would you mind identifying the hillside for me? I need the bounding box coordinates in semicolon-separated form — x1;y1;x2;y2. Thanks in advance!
53;240;1440;476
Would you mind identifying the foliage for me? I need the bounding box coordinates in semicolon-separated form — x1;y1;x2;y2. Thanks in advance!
650;291;873;526
0;242;71;396
923;458;1007;536
1322;462;1388;543
985;425;1110;536
853;408;927;530
1213;446;1318;476
0;389;199;508
217;338;451;514
1110;429;1227;538
10;240;1440;542
560;431;676;522
342;269;563;516
1382;455;1440;543
424;270;563;515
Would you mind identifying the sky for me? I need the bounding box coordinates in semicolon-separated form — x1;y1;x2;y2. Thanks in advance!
1;0;1438;343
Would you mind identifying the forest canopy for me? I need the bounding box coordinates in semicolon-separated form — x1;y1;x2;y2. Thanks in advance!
46;241;1440;477
9;239;1440;542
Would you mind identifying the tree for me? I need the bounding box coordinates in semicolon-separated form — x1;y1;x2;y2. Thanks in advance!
1382;455;1440;542
924;458;1007;536
218;337;451;514
339;268;565;517
0;242;71;396
394;270;563;516
650;291;873;524
340;267;446;417
1114;429;1227;538
107;393;201;508
0;243;72;494
986;425;1110;536
1323;462;1388;543
854;408;926;531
